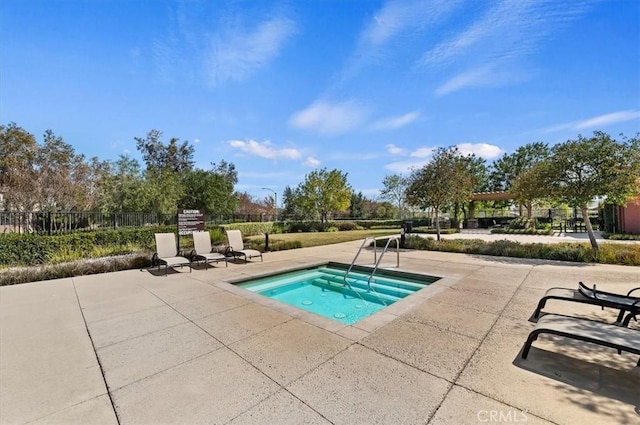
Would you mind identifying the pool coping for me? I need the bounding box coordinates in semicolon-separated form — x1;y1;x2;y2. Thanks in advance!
217;260;459;338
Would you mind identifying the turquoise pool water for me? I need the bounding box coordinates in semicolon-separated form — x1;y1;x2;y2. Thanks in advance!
237;263;438;325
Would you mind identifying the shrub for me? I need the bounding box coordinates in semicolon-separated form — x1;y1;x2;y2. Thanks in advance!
221;222;273;236
602;232;640;241
0;253;151;286
336;221;358;231
404;235;639;266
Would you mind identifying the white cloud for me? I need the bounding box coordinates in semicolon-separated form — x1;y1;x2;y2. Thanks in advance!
228;139;301;159
303;156;321;167
289;100;369;135
575;110;640;130
153;7;296;87
385;159;429;174
339;0;462;82
385;144;407;156
456;142;503;159
193;138;200;144
543;110;640;133
371;111;420;130
422;1;590;95
410;147;435;158
435;65;495;96
206;17;296;86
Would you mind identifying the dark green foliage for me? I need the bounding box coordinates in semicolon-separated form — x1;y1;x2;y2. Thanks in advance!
0;225;177;267
0;233;53;266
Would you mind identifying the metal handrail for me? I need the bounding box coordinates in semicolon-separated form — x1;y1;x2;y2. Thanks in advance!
367;235;400;291
343;237;375;287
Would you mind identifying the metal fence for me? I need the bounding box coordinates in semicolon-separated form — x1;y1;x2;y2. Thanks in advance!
0;211;274;235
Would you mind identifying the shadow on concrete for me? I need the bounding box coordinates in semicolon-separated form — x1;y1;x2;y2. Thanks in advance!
513;339;640;423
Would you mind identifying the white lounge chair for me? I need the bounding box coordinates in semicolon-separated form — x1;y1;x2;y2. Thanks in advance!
153;233;191;275
192;231;227;269
225;229;263;263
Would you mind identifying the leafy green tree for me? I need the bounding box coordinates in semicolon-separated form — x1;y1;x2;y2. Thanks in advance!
211;160;238;186
145;168;184;214
489;142;549;191
96;155;148;212
489;142;549;214
371;201;396;219
453;154;488;227
180;169;235;214
349;191;365;218
534;131;640;250
405;147;474;241
298;168;352;223
280;185;304;220
379;174;408;218
135;129;195;173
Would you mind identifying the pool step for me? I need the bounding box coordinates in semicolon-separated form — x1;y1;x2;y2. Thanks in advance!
312;278;401;304
319;267;427;292
316;273;415;298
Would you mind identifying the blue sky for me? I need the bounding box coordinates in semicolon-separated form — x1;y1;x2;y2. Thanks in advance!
1;0;639;201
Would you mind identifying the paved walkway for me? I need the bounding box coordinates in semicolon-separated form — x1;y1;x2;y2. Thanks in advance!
1;240;639;424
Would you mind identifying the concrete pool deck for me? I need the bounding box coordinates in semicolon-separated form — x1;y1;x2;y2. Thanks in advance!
1;239;639;424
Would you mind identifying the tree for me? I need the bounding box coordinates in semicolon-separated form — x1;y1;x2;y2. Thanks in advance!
96;155;148;212
379;174;408;218
349;191;365;218
535;131;640;250
135;129;194;173
211;160;238;186
1;124;94;214
280;185;304;220
298;168;352;223
489;142;549;215
0;123;39;211
454;154;488;227
405;147;475;241
36;130;91;211
235;192;266;217
180;169;236;215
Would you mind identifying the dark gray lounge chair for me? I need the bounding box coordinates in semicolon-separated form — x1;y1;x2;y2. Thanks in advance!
192;231;228;269
533;282;639;325
153;233;192;275
522;314;640;366
225;229;263;263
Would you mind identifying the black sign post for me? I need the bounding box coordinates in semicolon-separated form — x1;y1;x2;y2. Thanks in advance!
177;209;204;250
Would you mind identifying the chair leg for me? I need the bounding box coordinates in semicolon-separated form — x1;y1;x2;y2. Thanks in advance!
521;332;539;359
533;298;547;319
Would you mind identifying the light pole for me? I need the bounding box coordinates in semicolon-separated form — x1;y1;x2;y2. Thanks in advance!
261;187;277;222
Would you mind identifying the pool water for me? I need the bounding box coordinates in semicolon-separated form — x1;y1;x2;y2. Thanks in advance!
237;263;438;325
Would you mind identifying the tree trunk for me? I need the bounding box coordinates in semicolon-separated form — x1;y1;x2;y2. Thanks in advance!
435;208;441;241
581;204;599;250
526;202;532;218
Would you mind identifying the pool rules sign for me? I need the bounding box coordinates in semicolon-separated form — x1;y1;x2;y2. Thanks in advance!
177;209;204;235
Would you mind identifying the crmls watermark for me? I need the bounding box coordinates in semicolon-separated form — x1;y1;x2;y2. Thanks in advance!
477;409;528;423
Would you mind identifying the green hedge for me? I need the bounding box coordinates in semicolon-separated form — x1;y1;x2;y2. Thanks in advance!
0;225;181;267
405;236;640;266
220;222;273;237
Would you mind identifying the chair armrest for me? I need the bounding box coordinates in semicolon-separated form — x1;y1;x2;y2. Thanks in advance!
627;287;640;297
151;253;159;266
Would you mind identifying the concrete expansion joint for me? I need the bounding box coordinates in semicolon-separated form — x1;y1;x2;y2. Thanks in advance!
71;278;122;425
